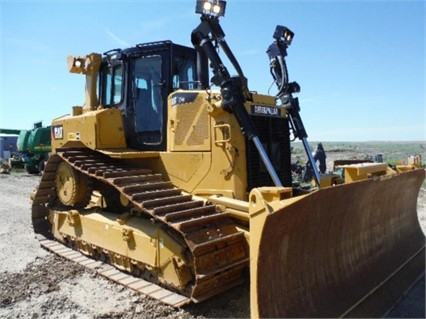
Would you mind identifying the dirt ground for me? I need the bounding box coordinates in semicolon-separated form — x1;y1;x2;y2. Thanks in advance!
0;158;425;318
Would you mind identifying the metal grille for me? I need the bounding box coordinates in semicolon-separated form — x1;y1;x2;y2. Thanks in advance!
246;116;292;191
174;102;209;146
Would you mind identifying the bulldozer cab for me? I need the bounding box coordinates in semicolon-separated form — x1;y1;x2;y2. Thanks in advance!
98;41;204;151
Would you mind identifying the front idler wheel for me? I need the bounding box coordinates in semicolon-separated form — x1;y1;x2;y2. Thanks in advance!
55;161;91;207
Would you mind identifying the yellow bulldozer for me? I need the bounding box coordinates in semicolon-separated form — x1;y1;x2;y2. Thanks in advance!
31;1;425;317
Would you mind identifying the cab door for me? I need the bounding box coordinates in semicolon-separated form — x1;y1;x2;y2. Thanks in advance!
130;55;165;149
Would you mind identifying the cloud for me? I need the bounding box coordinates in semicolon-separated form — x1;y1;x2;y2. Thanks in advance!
105;29;130;47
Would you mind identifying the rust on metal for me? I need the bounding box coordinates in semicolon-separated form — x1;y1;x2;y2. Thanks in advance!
251;169;425;318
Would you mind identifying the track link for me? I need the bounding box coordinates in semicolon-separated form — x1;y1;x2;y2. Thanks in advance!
31;148;249;306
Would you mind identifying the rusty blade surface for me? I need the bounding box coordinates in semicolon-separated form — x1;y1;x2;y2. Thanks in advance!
253;169;425;318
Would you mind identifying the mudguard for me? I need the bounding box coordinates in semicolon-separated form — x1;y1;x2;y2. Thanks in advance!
250;169;425;318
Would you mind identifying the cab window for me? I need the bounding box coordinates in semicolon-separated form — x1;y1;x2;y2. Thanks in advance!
100;64;123;106
172;56;196;90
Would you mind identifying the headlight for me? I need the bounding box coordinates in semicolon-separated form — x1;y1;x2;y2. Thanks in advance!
273;25;295;46
203;1;212;11
67;56;86;74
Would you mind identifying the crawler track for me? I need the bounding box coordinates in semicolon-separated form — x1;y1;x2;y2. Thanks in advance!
32;148;249;306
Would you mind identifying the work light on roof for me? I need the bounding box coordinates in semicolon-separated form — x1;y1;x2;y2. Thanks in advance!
195;0;226;17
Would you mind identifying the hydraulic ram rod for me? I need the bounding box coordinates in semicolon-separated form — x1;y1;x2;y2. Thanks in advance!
302;137;321;186
253;136;283;187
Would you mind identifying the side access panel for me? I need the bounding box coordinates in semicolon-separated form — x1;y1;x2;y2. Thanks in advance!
250;169;425;318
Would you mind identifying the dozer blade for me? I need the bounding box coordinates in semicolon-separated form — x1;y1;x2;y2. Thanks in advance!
250;169;425;318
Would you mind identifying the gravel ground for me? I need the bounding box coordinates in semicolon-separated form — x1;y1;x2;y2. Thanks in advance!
0;167;424;319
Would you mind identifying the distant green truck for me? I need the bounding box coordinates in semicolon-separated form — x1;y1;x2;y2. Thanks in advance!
0;122;51;174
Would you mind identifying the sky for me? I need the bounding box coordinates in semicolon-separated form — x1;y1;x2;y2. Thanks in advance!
0;0;424;141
